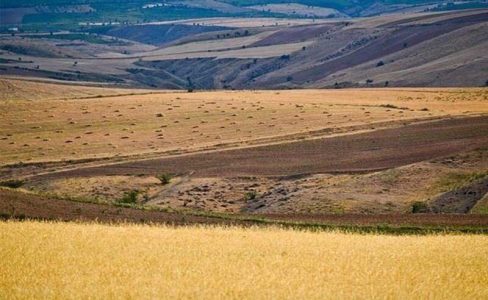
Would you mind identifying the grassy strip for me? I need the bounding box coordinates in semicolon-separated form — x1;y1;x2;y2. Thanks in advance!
186;210;488;235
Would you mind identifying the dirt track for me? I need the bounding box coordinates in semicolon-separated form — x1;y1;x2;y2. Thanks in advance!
34;116;488;179
1;189;487;229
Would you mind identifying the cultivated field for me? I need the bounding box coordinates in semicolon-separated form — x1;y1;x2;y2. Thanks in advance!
2;10;486;88
1;221;488;299
249;3;345;18
148;17;334;27
1;4;487;299
1;79;487;215
1;79;486;166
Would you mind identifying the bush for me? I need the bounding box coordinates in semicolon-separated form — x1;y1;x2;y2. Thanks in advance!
0;179;24;189
118;190;139;204
156;173;172;185
411;201;429;213
244;191;257;201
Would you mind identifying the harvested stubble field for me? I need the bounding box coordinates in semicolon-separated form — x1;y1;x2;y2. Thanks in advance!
1;78;487;166
1;221;488;299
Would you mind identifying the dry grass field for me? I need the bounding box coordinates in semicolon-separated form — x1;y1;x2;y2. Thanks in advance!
1;221;487;299
1;79;486;166
1;79;486;215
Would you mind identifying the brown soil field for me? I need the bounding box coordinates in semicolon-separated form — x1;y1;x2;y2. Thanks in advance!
1;80;486;166
34;116;488;179
1;189;487;231
23;149;486;214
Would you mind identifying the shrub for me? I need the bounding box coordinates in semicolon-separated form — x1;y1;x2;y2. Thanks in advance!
118;190;139;204
0;179;24;189
376;61;385;67
411;201;429;213
244;191;257;201
156;173;172;185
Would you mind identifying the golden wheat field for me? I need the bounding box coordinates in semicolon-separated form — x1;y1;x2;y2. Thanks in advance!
1;221;487;299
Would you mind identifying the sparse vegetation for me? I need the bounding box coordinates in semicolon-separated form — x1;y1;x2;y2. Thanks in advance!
0;179;24;189
156;173;173;185
411;201;430;213
435;171;488;192
118;190;139;204
244;190;258;201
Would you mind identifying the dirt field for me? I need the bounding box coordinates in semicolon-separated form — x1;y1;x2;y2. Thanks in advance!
18;148;485;215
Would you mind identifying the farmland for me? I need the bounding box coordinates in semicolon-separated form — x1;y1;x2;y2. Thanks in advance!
1;221;488;299
1;2;487;299
1;9;487;88
0;79;487;216
1;78;487;166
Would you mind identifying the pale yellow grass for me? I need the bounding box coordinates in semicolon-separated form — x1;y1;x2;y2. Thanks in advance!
1;221;487;299
1;81;487;165
0;78;158;101
138;31;275;58
144;41;314;60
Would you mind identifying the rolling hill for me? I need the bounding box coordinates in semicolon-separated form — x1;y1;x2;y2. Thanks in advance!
1;8;486;88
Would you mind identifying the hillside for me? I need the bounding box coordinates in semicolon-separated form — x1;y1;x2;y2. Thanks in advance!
1;79;487;215
1;9;486;88
2;0;488;30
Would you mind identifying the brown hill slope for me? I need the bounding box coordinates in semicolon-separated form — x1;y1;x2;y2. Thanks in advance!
0;10;486;88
